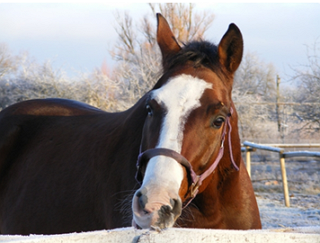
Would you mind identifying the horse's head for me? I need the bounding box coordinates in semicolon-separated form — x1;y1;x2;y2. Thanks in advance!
132;13;243;230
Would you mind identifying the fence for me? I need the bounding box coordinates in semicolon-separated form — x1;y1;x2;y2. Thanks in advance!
242;141;320;207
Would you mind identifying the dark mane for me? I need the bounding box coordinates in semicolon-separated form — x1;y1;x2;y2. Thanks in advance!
163;40;223;75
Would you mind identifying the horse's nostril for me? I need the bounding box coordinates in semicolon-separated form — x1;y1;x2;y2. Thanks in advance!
160;205;171;216
171;198;182;217
136;191;148;211
170;198;176;208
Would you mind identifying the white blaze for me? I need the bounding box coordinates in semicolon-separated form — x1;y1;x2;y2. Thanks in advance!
142;74;212;189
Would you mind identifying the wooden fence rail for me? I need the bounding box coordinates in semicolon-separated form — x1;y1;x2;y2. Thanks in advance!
242;141;320;207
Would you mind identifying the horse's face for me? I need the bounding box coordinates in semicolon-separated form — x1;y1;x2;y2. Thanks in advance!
132;14;243;230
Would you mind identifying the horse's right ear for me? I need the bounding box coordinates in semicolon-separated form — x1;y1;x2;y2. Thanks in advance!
157;13;181;64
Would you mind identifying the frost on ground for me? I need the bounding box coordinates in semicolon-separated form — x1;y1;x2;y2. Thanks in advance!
250;157;320;229
257;193;320;229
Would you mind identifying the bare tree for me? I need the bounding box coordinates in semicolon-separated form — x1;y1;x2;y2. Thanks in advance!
289;39;320;133
232;52;278;140
75;68;124;111
232;90;274;140
149;3;214;44
0;48;121;111
110;4;215;106
291;40;320;100
0;50;76;109
234;52;277;101
0;44;21;79
112;4;214;61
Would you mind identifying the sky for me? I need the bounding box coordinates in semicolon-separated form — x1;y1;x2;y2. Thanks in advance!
0;2;319;84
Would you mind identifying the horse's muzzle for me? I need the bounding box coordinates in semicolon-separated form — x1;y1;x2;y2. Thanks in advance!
132;187;182;230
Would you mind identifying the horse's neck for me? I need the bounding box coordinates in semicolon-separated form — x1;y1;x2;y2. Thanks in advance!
109;96;147;169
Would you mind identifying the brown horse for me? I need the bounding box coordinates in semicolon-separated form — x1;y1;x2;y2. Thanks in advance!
0;14;261;235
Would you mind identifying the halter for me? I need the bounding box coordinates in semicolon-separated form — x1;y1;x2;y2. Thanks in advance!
135;107;239;208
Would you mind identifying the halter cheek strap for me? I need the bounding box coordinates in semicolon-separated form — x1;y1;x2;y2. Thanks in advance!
135;107;239;207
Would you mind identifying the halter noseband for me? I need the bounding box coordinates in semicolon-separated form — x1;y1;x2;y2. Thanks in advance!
135;107;239;207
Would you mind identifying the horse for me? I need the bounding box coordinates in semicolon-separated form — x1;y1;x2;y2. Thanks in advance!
0;13;261;235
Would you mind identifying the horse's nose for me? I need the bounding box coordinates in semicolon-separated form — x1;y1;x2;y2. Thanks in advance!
133;188;182;229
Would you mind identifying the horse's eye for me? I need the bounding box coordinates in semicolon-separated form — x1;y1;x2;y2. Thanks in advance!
212;117;225;128
146;104;153;117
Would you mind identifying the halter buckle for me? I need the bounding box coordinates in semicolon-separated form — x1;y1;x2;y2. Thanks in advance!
221;138;225;148
190;176;201;198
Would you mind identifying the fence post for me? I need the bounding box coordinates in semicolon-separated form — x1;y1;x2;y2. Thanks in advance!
279;152;290;207
245;146;251;178
276;75;281;133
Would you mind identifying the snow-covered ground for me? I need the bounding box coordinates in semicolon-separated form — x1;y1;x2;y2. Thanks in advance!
250;157;320;229
257;193;320;229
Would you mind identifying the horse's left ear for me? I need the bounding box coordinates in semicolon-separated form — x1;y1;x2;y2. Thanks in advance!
218;23;243;74
157;13;181;64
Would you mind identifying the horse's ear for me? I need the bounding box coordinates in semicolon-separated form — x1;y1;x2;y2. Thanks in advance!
157;13;181;64
218;23;243;74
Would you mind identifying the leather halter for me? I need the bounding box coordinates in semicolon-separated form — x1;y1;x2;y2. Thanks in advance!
135;107;239;207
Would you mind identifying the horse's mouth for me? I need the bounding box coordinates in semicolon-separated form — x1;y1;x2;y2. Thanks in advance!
132;213;176;231
132;201;180;230
132;219;142;229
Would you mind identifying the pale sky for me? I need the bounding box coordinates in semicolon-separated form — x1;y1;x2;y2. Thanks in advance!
0;3;319;82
